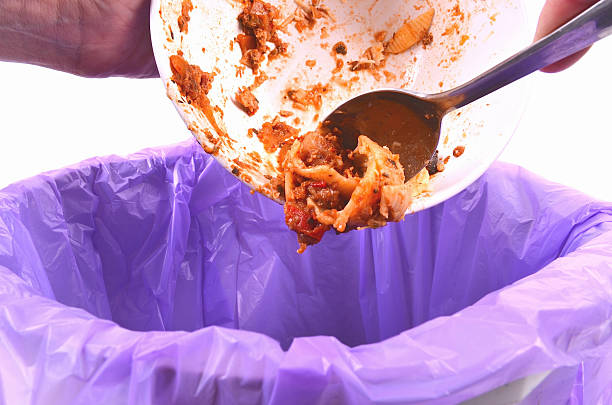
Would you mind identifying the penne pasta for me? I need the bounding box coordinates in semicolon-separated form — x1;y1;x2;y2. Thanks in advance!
385;8;435;54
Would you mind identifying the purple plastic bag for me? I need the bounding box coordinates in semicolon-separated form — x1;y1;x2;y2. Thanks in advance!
0;139;611;404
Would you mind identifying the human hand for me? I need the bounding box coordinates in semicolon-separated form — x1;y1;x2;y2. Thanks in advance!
535;0;599;73
71;0;158;78
0;0;157;78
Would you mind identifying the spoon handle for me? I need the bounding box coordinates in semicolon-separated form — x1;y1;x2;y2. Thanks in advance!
432;0;612;112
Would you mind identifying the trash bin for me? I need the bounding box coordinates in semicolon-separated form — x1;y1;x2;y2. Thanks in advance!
0;139;611;404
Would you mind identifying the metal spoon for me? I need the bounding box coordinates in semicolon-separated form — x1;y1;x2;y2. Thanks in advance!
324;0;612;180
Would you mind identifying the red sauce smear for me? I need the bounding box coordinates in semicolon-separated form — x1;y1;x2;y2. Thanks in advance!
170;54;227;139
178;0;193;33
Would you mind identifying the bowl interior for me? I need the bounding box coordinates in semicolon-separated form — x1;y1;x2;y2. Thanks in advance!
151;0;530;210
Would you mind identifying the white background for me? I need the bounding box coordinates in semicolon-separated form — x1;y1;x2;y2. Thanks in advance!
0;0;610;201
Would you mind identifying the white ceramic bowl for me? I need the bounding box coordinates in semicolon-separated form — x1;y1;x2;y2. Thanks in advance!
150;0;530;211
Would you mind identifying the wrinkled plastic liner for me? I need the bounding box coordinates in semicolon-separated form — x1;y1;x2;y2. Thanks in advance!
0;140;611;404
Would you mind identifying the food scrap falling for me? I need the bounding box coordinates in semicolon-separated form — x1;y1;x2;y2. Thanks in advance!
282;126;429;253
166;0;469;253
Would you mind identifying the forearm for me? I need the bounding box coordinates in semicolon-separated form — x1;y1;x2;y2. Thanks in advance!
0;0;82;72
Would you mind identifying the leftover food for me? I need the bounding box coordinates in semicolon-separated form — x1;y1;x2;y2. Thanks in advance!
178;0;193;33
282;125;429;253
453;145;465;157
385;8;435;54
169;55;214;109
237;0;288;72
288;0;334;32
236;87;259;116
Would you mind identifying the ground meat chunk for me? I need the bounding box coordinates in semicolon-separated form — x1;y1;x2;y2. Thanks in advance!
306;181;342;209
243;49;264;71
256;118;298;153
237;0;287;71
236;88;259;116
453;145;466;157
169;55;214;109
286;83;329;110
333;41;347;55
374;31;387;42
422;32;434;47
298;130;343;168
238;0;279;41
426;150;439;175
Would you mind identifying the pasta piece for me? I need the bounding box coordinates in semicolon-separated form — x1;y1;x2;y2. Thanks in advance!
332;136;407;232
385;8;435;54
283;136;357;199
281;129;430;252
307;198;337;226
293;165;358;198
380;168;429;221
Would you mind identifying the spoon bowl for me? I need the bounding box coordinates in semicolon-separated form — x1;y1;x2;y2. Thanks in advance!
324;90;443;180
323;0;612;179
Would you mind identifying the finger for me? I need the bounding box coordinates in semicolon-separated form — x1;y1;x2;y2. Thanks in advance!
534;0;598;72
540;47;591;73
